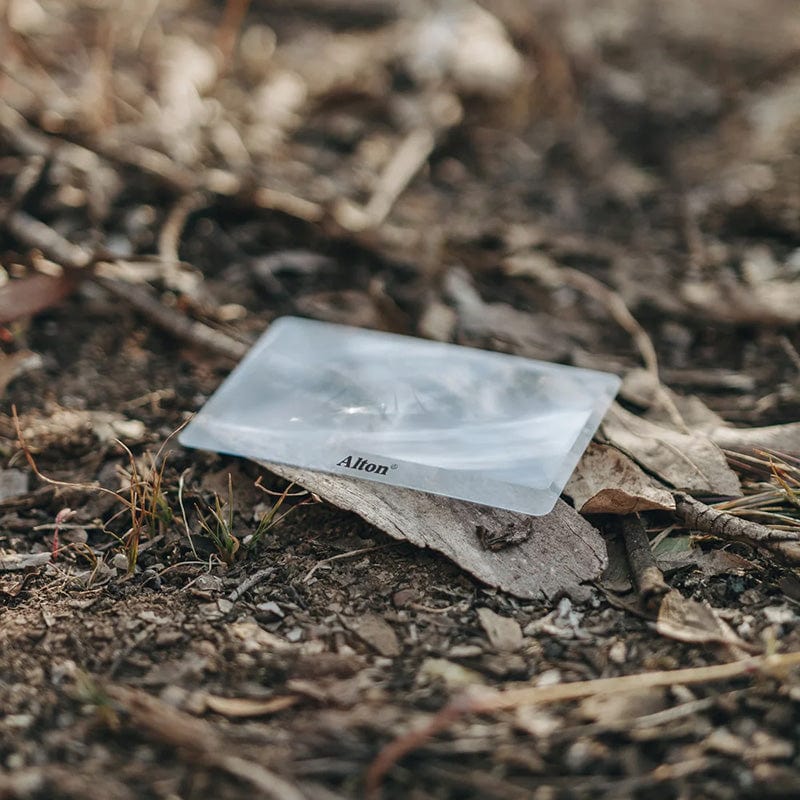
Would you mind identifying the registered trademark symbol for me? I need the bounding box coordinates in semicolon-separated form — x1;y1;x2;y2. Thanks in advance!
390;464;398;469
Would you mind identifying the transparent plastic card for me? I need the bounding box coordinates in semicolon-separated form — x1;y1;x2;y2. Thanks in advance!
179;317;620;515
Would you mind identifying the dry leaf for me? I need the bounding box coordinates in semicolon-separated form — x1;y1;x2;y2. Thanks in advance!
657;548;754;577
565;443;675;513
265;463;607;601
656;590;751;654
601;404;741;496
477;607;523;652
203;694;299;718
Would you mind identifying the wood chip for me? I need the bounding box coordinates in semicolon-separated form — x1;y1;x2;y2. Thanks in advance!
565;443;675;513
342;613;401;658
203;694;299;718
264;463;607;600
477;608;523;652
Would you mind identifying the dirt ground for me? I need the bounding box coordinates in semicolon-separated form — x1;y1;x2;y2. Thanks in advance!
2;1;800;798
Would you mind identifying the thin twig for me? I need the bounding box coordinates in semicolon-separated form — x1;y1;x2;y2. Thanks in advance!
675;493;800;565
105;684;305;800
226;567;275;603
336;128;435;231
507;256;686;430
215;0;253;72
158;191;209;266
96;275;248;360
303;543;397;583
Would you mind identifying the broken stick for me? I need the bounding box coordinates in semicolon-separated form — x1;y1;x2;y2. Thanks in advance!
619;514;669;611
674;493;800;565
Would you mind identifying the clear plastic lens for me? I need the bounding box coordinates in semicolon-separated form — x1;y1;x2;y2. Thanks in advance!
179;317;620;515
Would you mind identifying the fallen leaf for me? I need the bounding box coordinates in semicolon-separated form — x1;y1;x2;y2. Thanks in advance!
264;463;607;600
0;573;29;597
203;694;299;718
477;607;523;652
654;537;754;576
342;613;400;657
565;443;675;513
656;590;751;654
229;621;294;653
601;403;741;496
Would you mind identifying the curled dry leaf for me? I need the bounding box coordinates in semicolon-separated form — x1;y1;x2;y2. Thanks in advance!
565;442;675;514
601;404;741;497
656;590;752;656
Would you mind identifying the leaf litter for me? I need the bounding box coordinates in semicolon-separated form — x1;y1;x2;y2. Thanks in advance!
1;0;800;798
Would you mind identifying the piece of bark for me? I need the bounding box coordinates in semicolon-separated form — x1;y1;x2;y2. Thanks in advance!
565;443;675;514
601;403;741;497
342;614;401;658
263;464;606;600
477;608;523;652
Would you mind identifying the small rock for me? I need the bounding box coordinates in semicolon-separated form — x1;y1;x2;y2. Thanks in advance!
111;552;129;571
343;614;401;657
255;601;285;619
392;588;416;608
477;607;523;652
